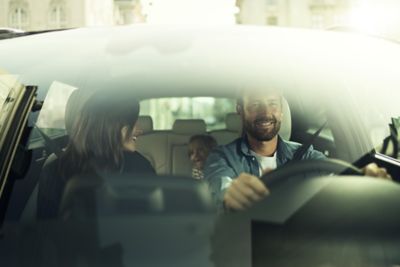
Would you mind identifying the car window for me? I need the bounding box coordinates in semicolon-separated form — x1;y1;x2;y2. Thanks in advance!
28;81;77;149
35;81;77;130
140;97;236;131
297;98;334;141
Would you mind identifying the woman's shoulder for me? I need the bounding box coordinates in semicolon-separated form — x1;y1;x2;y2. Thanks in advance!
41;153;62;178
123;151;155;174
124;151;149;161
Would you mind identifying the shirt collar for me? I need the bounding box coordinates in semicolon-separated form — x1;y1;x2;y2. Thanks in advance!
239;134;286;165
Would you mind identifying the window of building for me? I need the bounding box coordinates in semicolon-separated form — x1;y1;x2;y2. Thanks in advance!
310;0;326;5
8;1;29;30
140;97;236;131
266;0;277;6
267;16;278;25
114;1;142;25
48;0;67;29
311;13;325;29
333;14;344;25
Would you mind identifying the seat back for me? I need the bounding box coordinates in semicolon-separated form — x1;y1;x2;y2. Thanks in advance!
210;113;242;145
169;119;207;177
136;115;153;135
279;97;292;141
136;119;207;176
135;130;169;174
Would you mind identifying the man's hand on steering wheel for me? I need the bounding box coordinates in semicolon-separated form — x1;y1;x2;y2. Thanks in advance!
223;173;269;211
363;163;392;180
223;160;391;211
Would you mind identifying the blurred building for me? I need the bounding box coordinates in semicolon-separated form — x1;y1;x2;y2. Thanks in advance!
0;0;143;31
141;0;237;25
114;0;145;25
236;0;356;29
1;0;398;40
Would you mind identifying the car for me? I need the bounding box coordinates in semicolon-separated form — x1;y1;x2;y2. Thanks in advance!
0;25;399;267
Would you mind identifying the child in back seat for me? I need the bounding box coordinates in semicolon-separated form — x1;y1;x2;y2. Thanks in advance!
188;135;217;179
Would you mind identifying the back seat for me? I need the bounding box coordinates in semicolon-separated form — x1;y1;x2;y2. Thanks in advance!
210;113;241;145
136;115;153;135
135;115;158;168
169;119;206;177
137;97;291;177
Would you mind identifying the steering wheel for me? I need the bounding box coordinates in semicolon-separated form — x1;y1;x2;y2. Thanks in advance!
261;158;363;187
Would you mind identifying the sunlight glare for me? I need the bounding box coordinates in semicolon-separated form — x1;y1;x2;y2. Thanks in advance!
141;0;238;25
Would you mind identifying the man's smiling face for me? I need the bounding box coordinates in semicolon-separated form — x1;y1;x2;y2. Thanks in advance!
239;90;283;142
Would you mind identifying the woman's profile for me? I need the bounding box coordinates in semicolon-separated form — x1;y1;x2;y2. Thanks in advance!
37;89;155;219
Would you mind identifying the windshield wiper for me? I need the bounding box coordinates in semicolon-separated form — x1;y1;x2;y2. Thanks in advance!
0;28;73;40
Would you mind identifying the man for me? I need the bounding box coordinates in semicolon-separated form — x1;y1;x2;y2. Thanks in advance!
204;89;390;211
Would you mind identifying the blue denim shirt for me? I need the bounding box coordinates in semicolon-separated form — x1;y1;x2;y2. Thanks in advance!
203;135;326;208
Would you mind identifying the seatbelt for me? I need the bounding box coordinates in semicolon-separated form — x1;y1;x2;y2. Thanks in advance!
291;121;327;161
21;126;64;222
34;125;63;158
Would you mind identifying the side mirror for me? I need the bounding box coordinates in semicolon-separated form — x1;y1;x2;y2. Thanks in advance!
380;117;399;159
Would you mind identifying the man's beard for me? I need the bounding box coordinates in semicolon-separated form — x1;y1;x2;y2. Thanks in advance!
244;115;281;142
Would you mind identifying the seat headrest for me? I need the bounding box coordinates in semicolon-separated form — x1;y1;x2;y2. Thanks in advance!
65;90;79;135
280;97;292;141
226;113;242;132
65;90;94;135
136;116;153;134
223;97;292;140
172;119;206;135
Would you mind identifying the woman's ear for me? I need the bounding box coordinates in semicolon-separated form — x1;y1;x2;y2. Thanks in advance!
121;126;129;140
121;126;128;139
121;125;136;151
236;103;243;115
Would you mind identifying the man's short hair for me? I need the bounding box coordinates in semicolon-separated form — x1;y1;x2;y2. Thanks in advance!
236;87;283;108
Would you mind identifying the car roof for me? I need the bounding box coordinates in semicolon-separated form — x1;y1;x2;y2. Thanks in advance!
1;24;400;103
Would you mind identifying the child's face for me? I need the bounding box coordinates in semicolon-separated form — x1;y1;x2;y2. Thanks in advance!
188;142;209;170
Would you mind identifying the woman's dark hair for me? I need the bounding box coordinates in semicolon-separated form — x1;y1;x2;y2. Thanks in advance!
59;89;140;179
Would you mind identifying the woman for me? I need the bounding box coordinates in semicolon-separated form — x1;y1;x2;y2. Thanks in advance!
37;89;155;219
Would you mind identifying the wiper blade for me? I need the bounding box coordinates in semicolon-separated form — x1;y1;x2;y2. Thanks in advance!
0;28;73;40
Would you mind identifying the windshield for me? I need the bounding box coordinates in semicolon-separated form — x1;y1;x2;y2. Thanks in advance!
0;78;398;266
1;2;400;267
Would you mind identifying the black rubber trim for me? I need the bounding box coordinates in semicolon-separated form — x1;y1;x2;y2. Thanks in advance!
0;86;37;225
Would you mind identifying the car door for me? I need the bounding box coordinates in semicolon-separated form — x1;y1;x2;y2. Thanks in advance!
0;73;37;226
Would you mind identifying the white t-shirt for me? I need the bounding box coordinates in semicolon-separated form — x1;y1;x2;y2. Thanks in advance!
220;151;277;191
250;150;277;176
